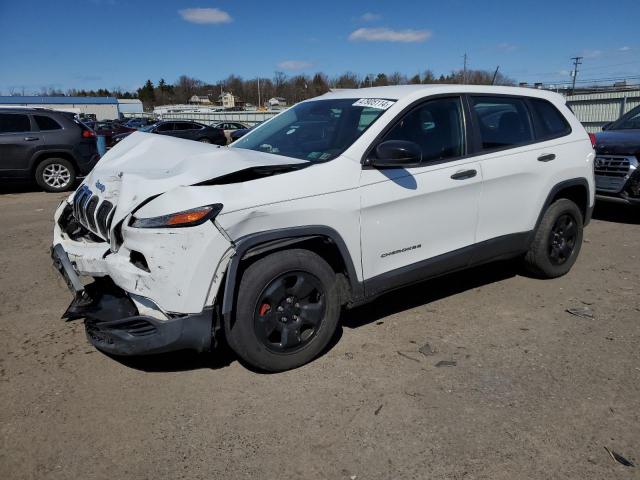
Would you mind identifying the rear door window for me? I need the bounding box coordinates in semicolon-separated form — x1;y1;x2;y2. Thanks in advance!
0;113;31;133
471;96;534;150
34;115;62;131
529;99;571;139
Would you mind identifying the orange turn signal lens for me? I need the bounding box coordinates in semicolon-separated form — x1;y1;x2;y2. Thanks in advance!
166;208;212;226
130;204;223;229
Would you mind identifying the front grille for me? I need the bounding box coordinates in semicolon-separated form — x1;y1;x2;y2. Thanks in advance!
72;186;116;240
96;200;114;237
595;155;632;193
85;197;99;230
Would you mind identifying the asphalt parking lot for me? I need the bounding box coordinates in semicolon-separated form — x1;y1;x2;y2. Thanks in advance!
0;187;638;479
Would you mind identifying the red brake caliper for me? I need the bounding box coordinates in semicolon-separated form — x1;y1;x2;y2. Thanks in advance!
259;303;271;316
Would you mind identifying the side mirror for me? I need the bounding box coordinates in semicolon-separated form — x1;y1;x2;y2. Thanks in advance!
369;140;422;168
601;122;613;131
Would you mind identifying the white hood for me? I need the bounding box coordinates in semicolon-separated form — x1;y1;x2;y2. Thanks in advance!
80;132;306;226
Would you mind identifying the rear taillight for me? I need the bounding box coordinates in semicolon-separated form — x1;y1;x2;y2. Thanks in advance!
82;129;96;138
588;133;596;148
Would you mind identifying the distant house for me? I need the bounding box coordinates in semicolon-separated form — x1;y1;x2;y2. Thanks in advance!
218;92;241;109
189;95;212;105
268;97;287;109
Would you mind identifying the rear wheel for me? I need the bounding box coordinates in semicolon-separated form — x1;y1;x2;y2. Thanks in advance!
35;158;76;192
226;249;340;372
523;198;584;278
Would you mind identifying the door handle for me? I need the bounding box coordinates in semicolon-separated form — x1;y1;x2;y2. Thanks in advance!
450;169;477;180
24;136;39;141
537;153;556;162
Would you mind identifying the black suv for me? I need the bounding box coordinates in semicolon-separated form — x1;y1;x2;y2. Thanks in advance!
0;108;100;192
594;104;640;206
111;120;227;146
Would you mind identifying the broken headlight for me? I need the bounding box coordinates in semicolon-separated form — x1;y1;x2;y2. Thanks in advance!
130;204;223;229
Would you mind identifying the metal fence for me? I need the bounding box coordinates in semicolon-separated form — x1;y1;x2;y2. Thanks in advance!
158;110;281;126
564;89;640;133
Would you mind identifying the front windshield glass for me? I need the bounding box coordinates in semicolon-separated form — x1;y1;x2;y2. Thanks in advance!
232;98;393;161
614;107;640;130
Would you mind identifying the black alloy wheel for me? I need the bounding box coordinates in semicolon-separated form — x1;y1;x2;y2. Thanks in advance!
548;213;577;265
226;248;340;372
254;271;325;352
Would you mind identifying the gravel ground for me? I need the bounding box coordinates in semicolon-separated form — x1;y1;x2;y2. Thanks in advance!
0;187;639;480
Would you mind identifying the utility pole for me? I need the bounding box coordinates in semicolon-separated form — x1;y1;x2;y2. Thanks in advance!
491;65;500;85
570;56;583;93
257;77;261;110
462;53;468;84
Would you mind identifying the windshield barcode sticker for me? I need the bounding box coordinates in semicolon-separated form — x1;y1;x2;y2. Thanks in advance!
352;98;395;110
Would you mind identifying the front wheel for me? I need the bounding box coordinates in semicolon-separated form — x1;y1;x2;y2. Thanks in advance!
523;198;584;278
226;249;340;372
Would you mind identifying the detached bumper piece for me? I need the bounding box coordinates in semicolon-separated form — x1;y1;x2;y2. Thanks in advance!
84;308;213;356
72;283;212;356
53;246;213;356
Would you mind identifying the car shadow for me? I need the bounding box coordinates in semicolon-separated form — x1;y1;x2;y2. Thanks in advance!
0;180;80;195
0;182;42;194
592;202;640;225
342;259;519;329
109;260;519;374
106;341;236;373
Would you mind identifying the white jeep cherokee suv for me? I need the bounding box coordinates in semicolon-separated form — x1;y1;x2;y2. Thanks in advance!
52;85;595;371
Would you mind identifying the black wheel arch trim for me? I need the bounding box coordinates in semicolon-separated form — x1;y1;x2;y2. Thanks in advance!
533;177;592;234
220;225;364;320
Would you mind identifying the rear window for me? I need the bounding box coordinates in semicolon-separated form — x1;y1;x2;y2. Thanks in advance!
35;115;62;131
471;96;534;150
529;99;571;140
0;113;31;133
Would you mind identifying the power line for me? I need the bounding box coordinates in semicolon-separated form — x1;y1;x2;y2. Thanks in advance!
517;60;640;80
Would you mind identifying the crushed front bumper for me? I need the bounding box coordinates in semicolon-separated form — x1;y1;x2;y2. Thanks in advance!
51;245;213;356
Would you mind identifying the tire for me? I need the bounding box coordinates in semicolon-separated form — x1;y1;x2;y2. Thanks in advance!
226;249;340;372
198;137;212;144
523;198;584;278
35;158;76;192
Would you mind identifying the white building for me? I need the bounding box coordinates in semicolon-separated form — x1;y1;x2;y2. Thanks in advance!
0;96;119;120
117;98;143;116
189;95;212;105
219;92;237;109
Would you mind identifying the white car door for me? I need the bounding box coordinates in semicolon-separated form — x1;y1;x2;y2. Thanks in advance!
468;95;564;244
359;96;482;290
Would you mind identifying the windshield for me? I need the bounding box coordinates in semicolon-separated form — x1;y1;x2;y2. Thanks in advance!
232;98;392;161
612;106;640;130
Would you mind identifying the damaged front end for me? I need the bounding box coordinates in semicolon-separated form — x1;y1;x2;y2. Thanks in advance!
52;243;214;356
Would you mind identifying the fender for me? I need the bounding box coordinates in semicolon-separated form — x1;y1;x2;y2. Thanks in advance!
533;177;592;234
30;148;78;170
221;225;364;320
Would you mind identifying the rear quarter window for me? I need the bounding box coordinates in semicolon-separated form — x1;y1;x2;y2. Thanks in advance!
529;99;571;140
35;115;62;131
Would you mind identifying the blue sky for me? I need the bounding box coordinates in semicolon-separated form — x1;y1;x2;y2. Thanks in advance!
0;0;639;94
